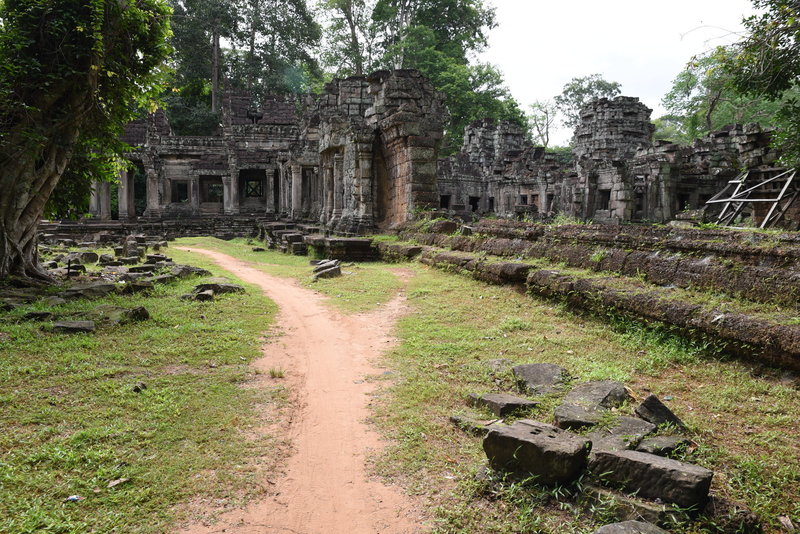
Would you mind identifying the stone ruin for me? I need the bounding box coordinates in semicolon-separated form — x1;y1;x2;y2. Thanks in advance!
81;69;796;234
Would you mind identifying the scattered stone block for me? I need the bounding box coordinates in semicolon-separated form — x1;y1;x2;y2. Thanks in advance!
149;274;177;284
42;296;67;307
61;282;117;299
122;281;154;294
589;449;713;509
98;253;114;264
171;265;211;278
193;290;215;302
119;256;140;265
593;521;669;534
430;220;459;234
587;416;656;452
41;261;58;269
192;282;245;295
468;392;537;417
313;265;342;280
513;363;568;395
556;380;632;430
636;435;690;457
554;403;603;430
635;395;687;430
23;311;54;321
128;264;157;273
483;420;591;485
252;247;266;252
53;320;96;334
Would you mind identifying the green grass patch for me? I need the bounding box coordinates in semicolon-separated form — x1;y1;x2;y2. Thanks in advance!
172;237;404;313
368;263;800;533
0;250;282;534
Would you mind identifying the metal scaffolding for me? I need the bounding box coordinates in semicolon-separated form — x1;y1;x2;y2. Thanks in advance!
705;168;798;228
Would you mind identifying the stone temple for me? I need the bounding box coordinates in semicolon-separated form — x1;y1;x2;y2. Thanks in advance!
86;69;797;233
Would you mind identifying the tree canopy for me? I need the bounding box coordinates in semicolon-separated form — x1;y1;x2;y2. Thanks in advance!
724;0;800;165
0;0;172;278
554;74;621;130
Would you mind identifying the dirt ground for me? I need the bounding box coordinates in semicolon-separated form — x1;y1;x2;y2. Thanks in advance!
176;248;424;534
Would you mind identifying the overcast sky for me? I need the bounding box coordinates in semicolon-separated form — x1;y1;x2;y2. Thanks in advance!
478;0;756;144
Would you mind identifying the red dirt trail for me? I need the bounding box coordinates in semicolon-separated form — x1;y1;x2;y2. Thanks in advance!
176;248;424;534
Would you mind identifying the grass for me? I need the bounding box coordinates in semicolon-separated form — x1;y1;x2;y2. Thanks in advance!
0;247;283;534
365;259;800;533
173;237;404;313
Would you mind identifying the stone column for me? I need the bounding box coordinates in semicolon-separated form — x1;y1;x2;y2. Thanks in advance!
332;153;344;220
266;168;275;215
88;181;100;217
322;163;333;223
357;150;372;221
222;176;234;214
118;168;135;220
143;167;161;217
291;164;303;219
190;176;200;215
97;181;111;220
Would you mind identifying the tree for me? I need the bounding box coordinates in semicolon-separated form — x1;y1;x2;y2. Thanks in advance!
661;46;786;143
0;0;172;279
527;100;557;148
319;0;378;77
554;74;621;129
724;0;800;165
368;0;523;152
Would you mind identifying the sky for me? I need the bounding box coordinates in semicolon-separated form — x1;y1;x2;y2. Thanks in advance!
478;0;756;145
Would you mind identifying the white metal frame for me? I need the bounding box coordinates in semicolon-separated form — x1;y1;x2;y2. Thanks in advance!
705;168;798;228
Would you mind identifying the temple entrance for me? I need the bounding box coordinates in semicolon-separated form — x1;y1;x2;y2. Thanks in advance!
239;169;267;213
200;176;224;214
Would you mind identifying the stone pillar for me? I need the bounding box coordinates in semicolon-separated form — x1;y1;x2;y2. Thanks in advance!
291;164;303;219
357;149;372;221
222;176;233;214
322;164;333;223
88;181;100;217
97;181;111;220
118;168;135;220
332;153;344;219
266;168;275;215
190;176;200;215
224;172;239;215
143;168;161;217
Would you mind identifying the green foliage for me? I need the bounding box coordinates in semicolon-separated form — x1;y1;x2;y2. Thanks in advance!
0;0;172;229
554;74;622;129
527;100;557;148
724;0;800;165
661;46;788;143
319;0;379;76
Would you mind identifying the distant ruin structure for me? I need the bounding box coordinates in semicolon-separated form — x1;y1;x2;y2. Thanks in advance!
88;69;796;231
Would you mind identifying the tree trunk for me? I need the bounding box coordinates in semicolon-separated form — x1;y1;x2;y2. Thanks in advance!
211;25;220;112
342;2;363;75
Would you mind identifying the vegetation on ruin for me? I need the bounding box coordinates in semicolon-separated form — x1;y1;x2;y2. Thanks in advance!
0;248;281;533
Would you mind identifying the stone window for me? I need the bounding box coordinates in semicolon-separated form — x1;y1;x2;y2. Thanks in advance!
677;193;691;210
488;197;495;212
532;194;540;208
440;195;451;209
200;176;223;203
171;181;189;203
469;196;480;211
546;194;554;211
597;190;611;211
519;194;528;205
240;169;266;199
245;179;263;198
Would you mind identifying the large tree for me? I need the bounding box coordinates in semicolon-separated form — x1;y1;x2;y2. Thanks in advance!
554;74;621;129
660;46;787;143
0;0;172;279
724;0;800;166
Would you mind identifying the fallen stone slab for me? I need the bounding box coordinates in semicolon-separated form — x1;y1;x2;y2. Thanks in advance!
128;264;158;273
636;435;691;457
593;521;669;534
565;381;631;409
589;449;713;509
483;420;591;485
61;282;117;299
171;265;211;278
192;282;245;295
313;259;341;273
122;281;154;294
635;395;687;430
313;265;342;280
587;416;656;452
513;363;568;395
467;393;538;417
92;305;150;325
148;274;177;285
554;403;603;430
193;290;215;301
52;320;96;334
22;311;54;322
119;256;140;265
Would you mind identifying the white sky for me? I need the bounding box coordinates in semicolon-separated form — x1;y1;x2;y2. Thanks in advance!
478;0;756;145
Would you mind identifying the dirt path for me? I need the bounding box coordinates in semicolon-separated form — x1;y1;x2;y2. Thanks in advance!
176;248;423;534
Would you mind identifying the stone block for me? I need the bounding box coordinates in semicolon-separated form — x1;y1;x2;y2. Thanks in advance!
564;381;631;409
636;435;690;457
53;320;96;334
587;416;656;452
467;392;537;417
483;420;591;485
635;395;686;430
589;450;713;509
593;521;669;534
512;363;568;395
